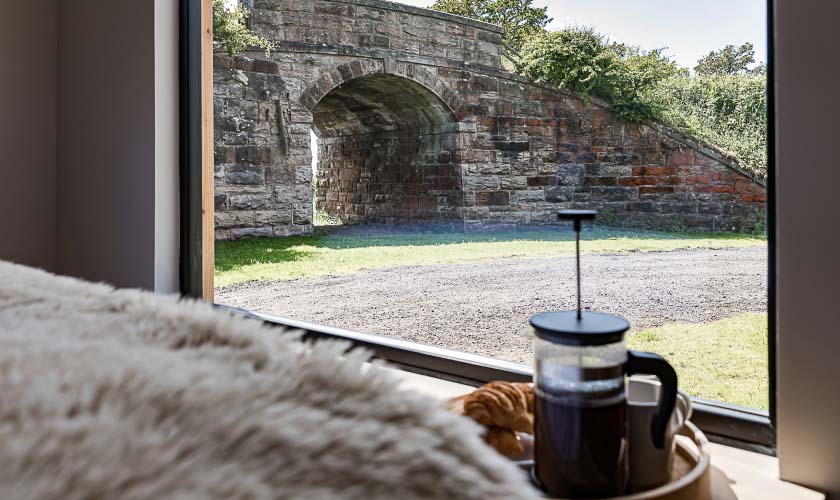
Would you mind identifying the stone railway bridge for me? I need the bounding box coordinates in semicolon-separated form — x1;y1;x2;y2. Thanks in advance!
214;0;766;240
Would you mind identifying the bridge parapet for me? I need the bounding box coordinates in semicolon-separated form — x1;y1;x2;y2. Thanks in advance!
249;0;505;71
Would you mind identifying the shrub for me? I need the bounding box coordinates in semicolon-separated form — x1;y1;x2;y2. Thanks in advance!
651;72;767;176
517;27;766;176
517;28;681;123
212;0;275;56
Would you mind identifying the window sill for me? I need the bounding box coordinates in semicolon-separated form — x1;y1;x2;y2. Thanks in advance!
387;368;823;500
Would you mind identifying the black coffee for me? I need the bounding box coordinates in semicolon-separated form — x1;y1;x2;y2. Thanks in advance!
534;386;628;498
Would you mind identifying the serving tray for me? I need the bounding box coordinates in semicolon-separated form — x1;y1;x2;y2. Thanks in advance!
450;395;710;500
594;421;711;500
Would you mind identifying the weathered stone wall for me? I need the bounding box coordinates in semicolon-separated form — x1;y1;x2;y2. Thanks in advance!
213;0;766;239
459;92;767;232
316;129;462;224
214;56;313;239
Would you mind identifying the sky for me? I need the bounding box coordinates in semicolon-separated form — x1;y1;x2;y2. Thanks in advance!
394;0;767;69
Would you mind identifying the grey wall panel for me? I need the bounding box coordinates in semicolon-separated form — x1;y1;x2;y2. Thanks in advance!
776;0;840;495
0;0;58;270
57;0;156;289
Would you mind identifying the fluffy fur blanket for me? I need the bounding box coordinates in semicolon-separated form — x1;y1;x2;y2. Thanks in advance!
0;262;536;500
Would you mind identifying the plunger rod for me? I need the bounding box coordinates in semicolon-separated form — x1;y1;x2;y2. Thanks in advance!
557;210;597;322
575;219;582;320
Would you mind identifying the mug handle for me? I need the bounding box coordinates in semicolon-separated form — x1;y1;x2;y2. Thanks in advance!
626;350;679;449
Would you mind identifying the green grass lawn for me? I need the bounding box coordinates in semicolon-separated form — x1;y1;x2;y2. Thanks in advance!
629;312;769;411
215;229;765;288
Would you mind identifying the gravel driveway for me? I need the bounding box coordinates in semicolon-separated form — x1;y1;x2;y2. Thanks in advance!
217;246;767;364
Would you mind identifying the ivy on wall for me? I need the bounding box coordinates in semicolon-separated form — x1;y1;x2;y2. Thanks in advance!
212;0;274;56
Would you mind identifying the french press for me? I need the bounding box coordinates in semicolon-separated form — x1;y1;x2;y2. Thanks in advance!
530;210;678;498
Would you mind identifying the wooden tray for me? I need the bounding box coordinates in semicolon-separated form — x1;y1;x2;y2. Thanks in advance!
450;396;710;499
600;421;710;500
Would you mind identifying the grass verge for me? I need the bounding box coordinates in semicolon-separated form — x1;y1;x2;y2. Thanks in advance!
628;312;768;411
215;229;765;288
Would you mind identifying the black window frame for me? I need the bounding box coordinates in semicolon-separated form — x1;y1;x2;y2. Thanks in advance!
180;0;777;452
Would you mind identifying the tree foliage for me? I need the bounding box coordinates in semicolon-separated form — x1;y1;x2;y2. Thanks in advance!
694;43;759;76
430;0;551;50
517;28;681;122
652;72;767;175
212;0;275;56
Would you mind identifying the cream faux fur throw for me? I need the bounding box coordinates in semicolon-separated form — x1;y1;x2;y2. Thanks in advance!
0;261;536;500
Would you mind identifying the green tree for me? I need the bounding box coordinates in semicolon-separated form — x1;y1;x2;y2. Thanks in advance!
694;43;756;76
517;28;615;95
213;0;275;56
430;0;551;50
518;28;679;122
609;44;684;120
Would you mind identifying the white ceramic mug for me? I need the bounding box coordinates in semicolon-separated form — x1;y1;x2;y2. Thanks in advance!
627;376;693;489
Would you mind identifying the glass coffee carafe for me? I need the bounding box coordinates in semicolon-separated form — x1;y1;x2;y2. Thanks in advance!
531;312;677;498
530;210;678;498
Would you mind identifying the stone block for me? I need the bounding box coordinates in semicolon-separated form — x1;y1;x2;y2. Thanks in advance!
225;164;266;186
626;202;654;213
215;211;255;229
228;193;274;210
511;189;546;204
231;226;275;239
475;191;510;207
477;30;502;44
462;175;500;190
255;210;293;225
294;165;313;183
698;203;724;215
592;187;636;202
500;176;528;190
235;146;273;163
545;186;576;203
527;176;557;187
214;193;228;211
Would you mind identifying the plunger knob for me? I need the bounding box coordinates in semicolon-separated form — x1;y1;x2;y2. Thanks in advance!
558;209;597;232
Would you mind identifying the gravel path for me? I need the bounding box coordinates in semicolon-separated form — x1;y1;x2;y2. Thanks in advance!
217;247;767;364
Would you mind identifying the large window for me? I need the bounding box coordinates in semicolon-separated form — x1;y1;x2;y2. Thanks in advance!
188;0;775;448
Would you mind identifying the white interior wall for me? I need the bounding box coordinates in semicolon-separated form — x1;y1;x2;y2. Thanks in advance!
154;0;181;293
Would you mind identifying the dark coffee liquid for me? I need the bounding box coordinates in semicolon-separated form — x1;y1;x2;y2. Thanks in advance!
534;386;628;498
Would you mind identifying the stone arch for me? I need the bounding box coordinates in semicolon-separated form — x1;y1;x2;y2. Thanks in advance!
299;59;463;119
305;61;466;226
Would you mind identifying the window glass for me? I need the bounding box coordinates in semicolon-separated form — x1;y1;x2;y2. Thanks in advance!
213;0;769;411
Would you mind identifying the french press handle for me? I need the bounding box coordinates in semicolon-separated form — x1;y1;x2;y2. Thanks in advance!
625;350;679;449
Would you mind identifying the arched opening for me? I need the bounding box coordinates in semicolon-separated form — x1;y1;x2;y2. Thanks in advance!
310;74;463;227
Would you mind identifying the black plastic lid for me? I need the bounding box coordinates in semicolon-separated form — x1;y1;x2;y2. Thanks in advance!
530;311;630;346
557;209;597;221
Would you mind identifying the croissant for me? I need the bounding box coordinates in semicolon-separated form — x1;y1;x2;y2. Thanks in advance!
513;382;535;414
485;426;524;458
463;381;533;434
